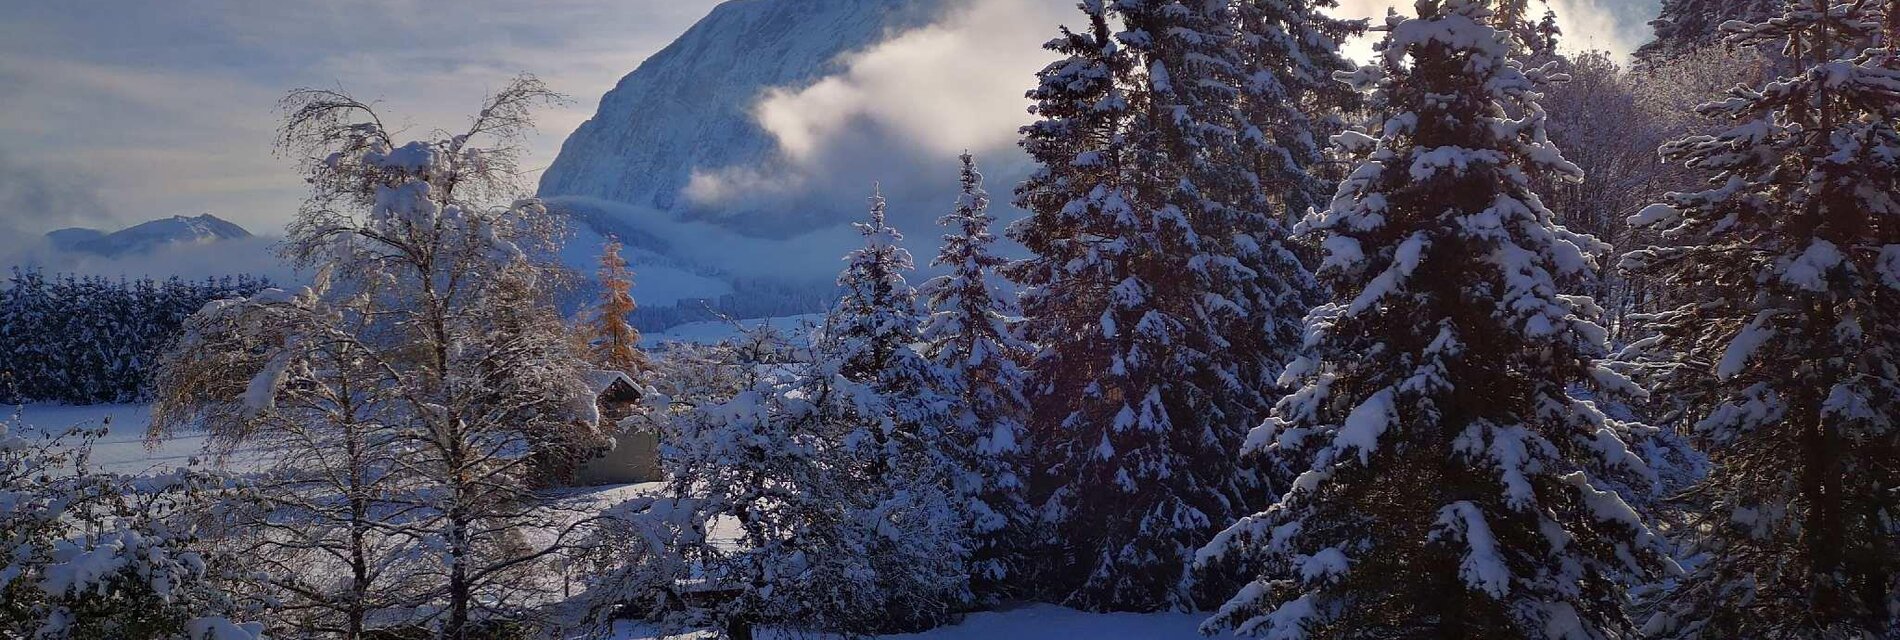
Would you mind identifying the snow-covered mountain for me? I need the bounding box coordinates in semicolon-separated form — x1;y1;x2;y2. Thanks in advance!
540;0;945;215
47;214;253;257
540;0;959;328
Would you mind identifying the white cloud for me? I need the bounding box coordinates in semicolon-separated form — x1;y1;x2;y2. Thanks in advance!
59;237;302;284
0;234;301;284
0;0;724;280
755;0;1064;162
685;0;1070;208
0;150;112;232
0;55;295;233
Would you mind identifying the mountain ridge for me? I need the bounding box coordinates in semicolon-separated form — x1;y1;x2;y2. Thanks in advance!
47;214;253;257
536;0;958;327
538;0;946;218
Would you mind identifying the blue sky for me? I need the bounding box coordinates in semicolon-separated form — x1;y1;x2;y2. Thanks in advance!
0;0;1658;244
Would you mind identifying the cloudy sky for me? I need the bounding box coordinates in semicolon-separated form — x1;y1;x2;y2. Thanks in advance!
0;0;721;236
0;0;1659;243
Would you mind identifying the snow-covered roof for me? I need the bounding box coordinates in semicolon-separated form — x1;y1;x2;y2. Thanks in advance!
581;369;637;397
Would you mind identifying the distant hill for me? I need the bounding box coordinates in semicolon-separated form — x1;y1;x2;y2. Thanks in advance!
47;214;253;257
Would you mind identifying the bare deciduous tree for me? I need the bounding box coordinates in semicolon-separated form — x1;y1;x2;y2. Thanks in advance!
154;75;609;640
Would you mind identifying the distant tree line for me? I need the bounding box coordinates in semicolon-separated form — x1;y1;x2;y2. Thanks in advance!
622;277;833;333
0;269;274;405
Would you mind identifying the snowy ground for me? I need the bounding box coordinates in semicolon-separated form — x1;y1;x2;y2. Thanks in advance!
9;403;214;474
14;406;1209;639
604;604;1206;639
564;485;1208;640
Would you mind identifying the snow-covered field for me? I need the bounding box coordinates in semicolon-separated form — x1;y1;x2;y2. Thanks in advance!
15;405;1211;639
10;403;212;474
606;604;1206;639
8;311;829;476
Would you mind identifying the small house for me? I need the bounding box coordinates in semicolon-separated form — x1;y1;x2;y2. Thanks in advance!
574;369;663;485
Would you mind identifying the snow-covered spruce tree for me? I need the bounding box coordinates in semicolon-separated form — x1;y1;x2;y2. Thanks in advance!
652;325;837;636
919;152;1033;601
1635;0;1787;60
0;269;50;401
1489;0;1563;60
1197;1;1672;636
239;78;602;639
1227;0;1361;525
822;187;946;426
815;187;971;631
588;237;650;378
1008;0;1329;612
0;420;259;640
0;271;273;405
1626;2;1900;635
655;317;968;637
1009;0;1217;610
1234;0;1363;226
1231;0;1358;470
637;193;971;636
1148;0;1329;485
1529;8;1562;57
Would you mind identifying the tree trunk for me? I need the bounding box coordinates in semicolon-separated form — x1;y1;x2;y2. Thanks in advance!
1796;381;1848;619
725;616;754;640
346;398;370;640
348;496;369;640
447;508;470;639
445;420;472;640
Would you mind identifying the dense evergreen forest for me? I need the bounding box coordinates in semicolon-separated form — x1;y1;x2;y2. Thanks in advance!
0;270;274;404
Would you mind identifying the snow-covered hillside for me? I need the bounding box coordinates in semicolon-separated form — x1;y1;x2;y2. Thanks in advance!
539;0;986;328
558;215;736;309
539;0;945;216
